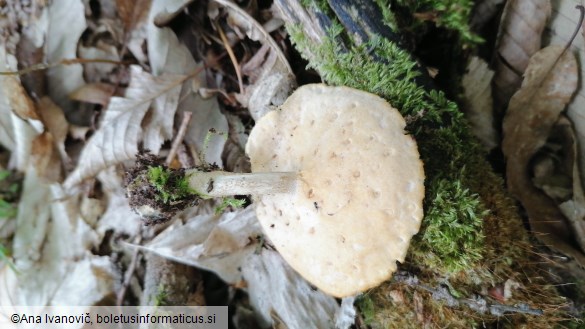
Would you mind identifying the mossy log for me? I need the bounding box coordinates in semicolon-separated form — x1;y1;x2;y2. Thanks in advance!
274;0;574;327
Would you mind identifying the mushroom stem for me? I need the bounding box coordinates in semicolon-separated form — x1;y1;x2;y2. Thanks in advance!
187;170;298;197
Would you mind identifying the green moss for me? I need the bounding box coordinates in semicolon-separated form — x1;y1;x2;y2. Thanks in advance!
147;166;199;203
393;0;482;44
153;285;170;306
412;179;485;272
355;295;376;325
215;197;246;214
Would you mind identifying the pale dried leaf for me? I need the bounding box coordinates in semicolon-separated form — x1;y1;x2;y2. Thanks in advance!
12;168;51;268
1;48;44;171
64;65;186;189
0;50;16;151
70;83;116;107
554;118;585;251
1;76;40;120
502;45;585;262
335;296;357;329
31;132;62;182
78;41;120;83
147;1;228;166
21;2;49;49
96;168;142;237
150;0;194;27
11;114;40;171
214;0;295;121
493;0;551;111
4;181;117;306
135;207;261;284
222;114;250;172
242;250;340;329
147;0;197;76
50;256;119;305
37;97;70;166
462;57;498;150
216;0;291;70
46;0;87;113
545;0;585;194
235;44;295;121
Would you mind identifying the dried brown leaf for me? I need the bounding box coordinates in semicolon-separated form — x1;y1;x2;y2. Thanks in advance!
64;66;186;189
1;76;40;120
493;0;551;111
554;118;585;252
461;57;498;150
37;97;69;164
502;45;585;262
213;0;295;121
116;0;152;30
70;83;116;107
31;132;61;182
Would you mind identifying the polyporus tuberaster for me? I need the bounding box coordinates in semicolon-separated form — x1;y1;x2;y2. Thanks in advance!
126;84;424;297
246;84;424;297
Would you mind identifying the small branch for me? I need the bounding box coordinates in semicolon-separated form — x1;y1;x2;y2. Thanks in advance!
213;21;244;94
116;236;142;306
165;112;192;167
0;58;131;76
393;272;544;316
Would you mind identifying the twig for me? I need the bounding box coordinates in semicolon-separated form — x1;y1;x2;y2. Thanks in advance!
212;0;293;75
0;58;131;76
116;236;143;306
393;271;544;316
213;21;244;94
165;112;193;167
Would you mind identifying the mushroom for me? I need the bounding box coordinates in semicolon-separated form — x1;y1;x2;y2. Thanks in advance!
126;84;425;297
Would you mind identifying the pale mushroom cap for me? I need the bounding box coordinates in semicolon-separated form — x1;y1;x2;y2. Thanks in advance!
245;84;425;297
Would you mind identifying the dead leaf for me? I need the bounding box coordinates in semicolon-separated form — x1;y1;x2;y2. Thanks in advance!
502;45;585;262
222;113;250;172
493;0;551;112
146;1;228;166
134;207;260;284
1;66;44;172
64;65;187;189
116;0;152;31
545;1;585;204
1;76;40;120
46;0;87;115
462;56;498;150
213;0;295;121
70;83;116;107
3;177;118;306
31;132;61;182
37;97;70;166
551;117;585;252
470;0;505;30
0;50;17;152
242;250;341;329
